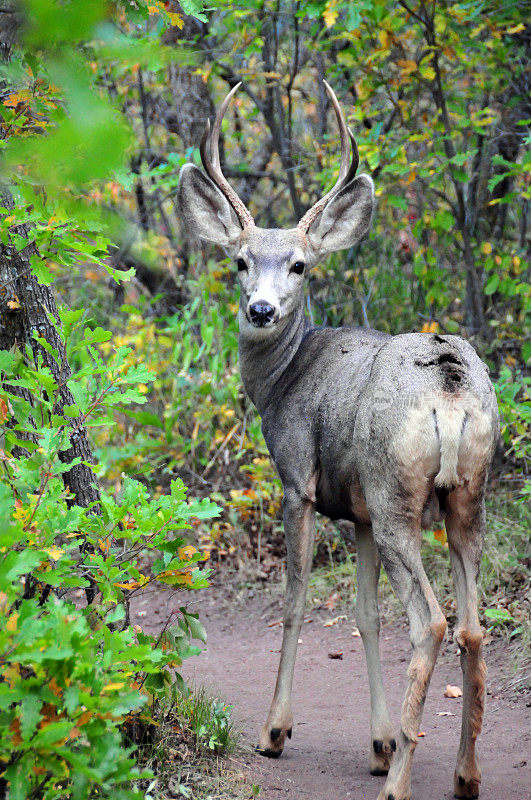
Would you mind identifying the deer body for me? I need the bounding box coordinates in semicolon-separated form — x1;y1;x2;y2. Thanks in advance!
178;83;499;800
241;318;495;530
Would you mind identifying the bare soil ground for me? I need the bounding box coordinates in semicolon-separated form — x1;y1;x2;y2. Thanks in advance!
132;588;530;800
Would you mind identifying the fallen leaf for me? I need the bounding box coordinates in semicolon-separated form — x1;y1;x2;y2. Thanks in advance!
444;684;463;698
324;614;347;627
483;632;494;645
324;591;339;610
352;627;361;637
268;619;283;628
436;711;455;716
418;731;426;737
328;651;343;659
433;527;447;545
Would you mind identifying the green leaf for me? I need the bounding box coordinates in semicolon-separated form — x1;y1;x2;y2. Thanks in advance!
179;0;208;23
33;719;73;746
0;350;17;372
484;273;499;295
19;695;44;741
29;253;55;285
183;611;207;643
484;608;513;621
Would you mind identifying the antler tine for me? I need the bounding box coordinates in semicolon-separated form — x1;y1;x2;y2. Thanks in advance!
200;82;255;230
209;82;241;171
298;81;359;235
323;80;350;181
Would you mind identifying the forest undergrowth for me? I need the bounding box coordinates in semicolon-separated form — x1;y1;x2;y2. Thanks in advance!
0;1;529;798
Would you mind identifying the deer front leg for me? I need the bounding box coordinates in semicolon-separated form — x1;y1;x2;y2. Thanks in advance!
257;488;315;758
355;523;395;775
446;495;487;799
372;517;447;800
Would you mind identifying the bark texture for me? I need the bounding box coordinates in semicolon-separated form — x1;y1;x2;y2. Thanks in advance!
0;190;101;509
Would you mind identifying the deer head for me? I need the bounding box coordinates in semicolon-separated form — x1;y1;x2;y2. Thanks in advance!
178;82;374;334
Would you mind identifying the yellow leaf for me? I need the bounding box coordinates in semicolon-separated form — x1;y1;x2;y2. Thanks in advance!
167;11;183;28
323;0;338;27
482;242;492;255
192;420;199;441
101;682;125;692
114;581;141;590
420;65;435;81
178;545;197;560
44;545;65;560
7;298;20;310
406;170;416;184
507;23;525;34
505;355;516;367
398;59;417;77
434;14;446;34
7;613;18;632
4;93;22;108
378;29;390;48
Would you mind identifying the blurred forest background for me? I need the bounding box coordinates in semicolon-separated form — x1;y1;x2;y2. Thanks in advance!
0;1;529;798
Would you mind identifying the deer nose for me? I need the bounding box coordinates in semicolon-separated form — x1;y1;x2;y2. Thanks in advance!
248;301;277;327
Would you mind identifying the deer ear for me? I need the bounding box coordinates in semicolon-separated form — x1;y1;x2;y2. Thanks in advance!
178;164;242;248
307;174;375;255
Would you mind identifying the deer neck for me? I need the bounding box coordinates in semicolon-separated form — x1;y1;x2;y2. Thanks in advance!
238;303;309;415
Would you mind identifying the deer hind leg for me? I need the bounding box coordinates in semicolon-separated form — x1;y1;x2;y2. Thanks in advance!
446;492;487;799
257;488;315;758
355;523;395;775
371;515;447;800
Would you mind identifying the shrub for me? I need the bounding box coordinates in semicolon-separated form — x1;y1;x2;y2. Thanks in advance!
0;315;220;799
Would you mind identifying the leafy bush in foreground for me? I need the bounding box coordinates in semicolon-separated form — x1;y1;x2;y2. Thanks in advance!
0;317;220;799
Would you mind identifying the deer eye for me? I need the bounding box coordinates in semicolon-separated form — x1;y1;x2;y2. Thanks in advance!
290;261;305;275
236;258;247;272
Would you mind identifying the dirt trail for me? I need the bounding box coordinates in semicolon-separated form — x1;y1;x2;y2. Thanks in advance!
134;590;530;800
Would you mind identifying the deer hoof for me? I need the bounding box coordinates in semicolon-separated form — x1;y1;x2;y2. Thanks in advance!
256;745;283;758
369;737;396;775
257;724;291;758
454;771;480;798
376;792;410;800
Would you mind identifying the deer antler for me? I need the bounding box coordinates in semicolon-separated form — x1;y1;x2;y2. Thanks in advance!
200;83;255;230
297;81;359;234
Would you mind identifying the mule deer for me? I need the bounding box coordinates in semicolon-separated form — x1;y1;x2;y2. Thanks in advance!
178;82;499;800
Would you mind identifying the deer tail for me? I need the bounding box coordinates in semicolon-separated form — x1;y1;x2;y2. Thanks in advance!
433;405;467;490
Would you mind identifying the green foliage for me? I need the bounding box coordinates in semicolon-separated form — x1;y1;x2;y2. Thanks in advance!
0;312;220;797
180;687;238;754
493;366;530;467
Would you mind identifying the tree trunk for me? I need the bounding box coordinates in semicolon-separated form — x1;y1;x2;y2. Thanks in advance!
0;190;101;510
0;12;99;603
